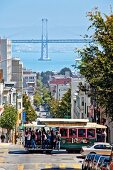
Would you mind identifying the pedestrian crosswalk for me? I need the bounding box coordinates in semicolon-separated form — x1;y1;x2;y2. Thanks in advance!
0;163;81;170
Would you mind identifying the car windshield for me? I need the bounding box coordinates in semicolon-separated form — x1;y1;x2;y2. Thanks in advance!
86;154;95;160
104;156;110;162
86;144;94;148
90;154;96;160
99;157;106;163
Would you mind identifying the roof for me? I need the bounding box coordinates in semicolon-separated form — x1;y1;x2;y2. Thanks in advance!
94;142;111;145
49;78;71;85
37;118;89;123
85;123;107;129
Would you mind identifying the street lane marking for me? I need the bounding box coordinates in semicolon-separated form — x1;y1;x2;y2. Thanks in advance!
0;158;5;163
0;163;82;169
18;164;24;170
59;163;66;168
72;163;81;169
45;163;52;168
35;164;39;169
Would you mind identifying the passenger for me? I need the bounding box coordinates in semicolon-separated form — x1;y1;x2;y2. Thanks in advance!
27;131;31;148
37;130;41;145
56;131;61;150
53;132;57;149
31;131;36;149
35;129;39;145
24;130;28;147
50;130;54;149
42;132;47;149
46;131;51;148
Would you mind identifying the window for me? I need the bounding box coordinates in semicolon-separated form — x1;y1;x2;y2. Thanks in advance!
87;129;95;138
94;144;104;149
69;128;77;137
60;128;68;137
104;145;111;150
78;129;86;137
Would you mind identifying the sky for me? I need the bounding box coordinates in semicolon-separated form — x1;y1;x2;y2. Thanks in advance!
0;0;113;72
0;0;113;39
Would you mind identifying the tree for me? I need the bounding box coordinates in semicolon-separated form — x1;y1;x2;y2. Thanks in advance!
77;8;113;118
58;88;71;118
49;97;59;118
34;91;43;107
23;94;37;122
49;89;71;118
0;104;17;142
41;71;54;86
58;67;72;77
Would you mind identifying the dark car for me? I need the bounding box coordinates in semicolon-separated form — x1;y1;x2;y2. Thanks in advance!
93;155;110;170
89;154;102;170
82;153;96;170
100;156;111;170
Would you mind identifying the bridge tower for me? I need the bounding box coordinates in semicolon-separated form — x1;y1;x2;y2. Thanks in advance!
39;18;51;61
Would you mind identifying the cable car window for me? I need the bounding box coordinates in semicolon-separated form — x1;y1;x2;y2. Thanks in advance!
69;128;77;137
87;129;95;138
60;128;68;137
78;129;86;137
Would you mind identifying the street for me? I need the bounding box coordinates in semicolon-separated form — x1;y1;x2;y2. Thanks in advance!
0;143;83;170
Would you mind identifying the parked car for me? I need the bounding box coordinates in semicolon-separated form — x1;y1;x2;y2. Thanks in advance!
81;142;112;156
89;154;102;170
104;159;113;170
82;153;96;170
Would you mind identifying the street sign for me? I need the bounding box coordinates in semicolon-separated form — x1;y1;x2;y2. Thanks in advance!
22;111;26;123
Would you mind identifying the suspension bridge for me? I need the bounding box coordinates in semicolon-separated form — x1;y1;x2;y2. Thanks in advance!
12;19;92;61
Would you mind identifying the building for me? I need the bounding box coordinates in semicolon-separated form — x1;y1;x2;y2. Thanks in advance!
23;68;37;96
12;58;23;93
0;38;12;82
71;77;91;119
49;75;71;100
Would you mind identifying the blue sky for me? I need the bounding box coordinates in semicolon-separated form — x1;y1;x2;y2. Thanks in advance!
0;0;113;39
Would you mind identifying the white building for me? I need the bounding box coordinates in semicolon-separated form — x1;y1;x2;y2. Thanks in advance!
0;38;12;82
23;68;37;96
12;58;23;93
49;76;71;100
71;77;91;119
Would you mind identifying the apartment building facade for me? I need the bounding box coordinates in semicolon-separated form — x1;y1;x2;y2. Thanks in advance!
49;75;71;100
0;38;12;82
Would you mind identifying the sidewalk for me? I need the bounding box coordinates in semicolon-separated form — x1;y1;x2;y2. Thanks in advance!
0;142;24;149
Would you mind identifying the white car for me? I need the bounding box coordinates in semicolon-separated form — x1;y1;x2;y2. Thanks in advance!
81;142;112;156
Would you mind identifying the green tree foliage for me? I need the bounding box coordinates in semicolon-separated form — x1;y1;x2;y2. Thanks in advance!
23;94;37;122
0;104;17;142
49;89;71;118
49;97;59;118
43;87;51;104
34;91;43;107
58;67;72;77
0;105;17;130
77;8;113;117
58;88;71;118
41;71;54;86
